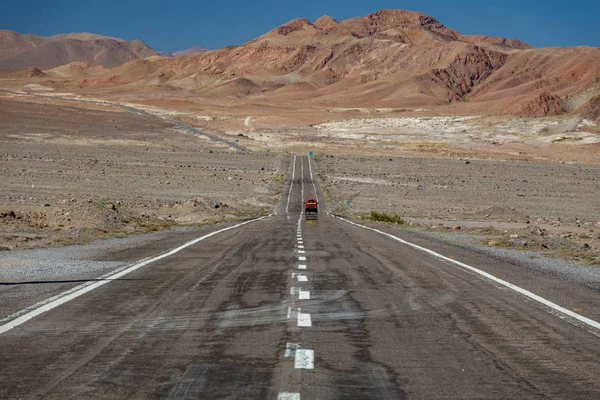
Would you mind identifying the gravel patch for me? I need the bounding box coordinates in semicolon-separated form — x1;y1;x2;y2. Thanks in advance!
402;228;600;291
0;227;197;319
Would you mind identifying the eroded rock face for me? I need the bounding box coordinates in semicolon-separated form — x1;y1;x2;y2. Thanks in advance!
429;46;509;100
0;66;45;78
517;92;566;117
578;94;600;119
339;9;459;40
460;35;532;50
274;18;315;36
5;9;598;116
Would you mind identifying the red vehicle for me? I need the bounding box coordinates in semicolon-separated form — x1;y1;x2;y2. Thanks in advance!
305;198;318;220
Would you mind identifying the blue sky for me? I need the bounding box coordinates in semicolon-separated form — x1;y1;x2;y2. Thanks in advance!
2;0;599;51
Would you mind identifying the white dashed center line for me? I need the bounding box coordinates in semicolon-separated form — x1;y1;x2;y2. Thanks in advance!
281;160;317;398
292;273;309;282
294;349;314;369
298;312;312;327
285;342;301;357
278;393;300;400
287;306;296;319
299;289;310;300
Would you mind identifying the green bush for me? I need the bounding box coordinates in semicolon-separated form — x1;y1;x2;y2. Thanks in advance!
368;211;405;224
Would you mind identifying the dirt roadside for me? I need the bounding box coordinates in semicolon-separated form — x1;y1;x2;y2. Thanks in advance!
0;99;286;250
0;92;599;266
2;87;598;164
317;154;600;266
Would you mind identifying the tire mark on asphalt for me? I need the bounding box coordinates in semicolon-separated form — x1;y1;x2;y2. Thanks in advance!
321;215;592;397
5;219;277;398
335;215;600;334
0;216;270;335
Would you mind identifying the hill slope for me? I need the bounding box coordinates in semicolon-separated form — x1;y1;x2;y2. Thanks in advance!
0;30;158;71
5;10;599;117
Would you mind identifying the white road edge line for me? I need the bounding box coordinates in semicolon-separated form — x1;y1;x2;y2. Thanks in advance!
335;215;600;332
286;155;297;214
307;155;319;203
300;157;304;205
0;215;271;336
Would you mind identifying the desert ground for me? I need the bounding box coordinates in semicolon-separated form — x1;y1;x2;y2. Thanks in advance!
317;154;600;264
2;83;599;162
0;97;285;250
0;89;598;264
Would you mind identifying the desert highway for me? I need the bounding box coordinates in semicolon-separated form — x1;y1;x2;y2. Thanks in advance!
1;155;599;399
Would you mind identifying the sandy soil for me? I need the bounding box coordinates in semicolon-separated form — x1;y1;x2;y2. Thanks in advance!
1;88;599;258
2;86;599;163
0;99;286;250
317;154;600;264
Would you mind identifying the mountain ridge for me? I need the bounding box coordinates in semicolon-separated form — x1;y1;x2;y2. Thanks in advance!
2;9;598;117
0;30;157;71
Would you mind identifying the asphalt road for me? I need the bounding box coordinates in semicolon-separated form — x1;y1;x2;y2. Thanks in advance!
1;155;599;399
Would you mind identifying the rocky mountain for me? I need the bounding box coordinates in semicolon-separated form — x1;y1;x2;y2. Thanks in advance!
159;46;208;57
5;10;600;117
0;30;158;71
